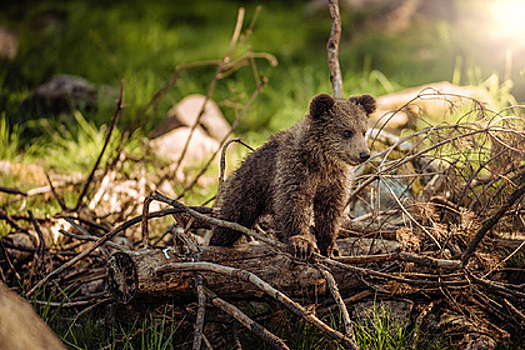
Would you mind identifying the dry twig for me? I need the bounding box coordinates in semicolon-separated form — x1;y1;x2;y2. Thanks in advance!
319;266;356;342
204;288;289;350
172;8;246;178
326;0;344;99
75;81;124;211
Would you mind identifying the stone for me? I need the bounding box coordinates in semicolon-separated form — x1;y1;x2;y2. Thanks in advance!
149;126;220;180
0;26;18;60
152;94;230;141
21;75;99;118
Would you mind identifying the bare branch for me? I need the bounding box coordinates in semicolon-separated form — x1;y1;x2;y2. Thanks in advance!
75;81;124;211
216;138;254;206
173;8;246;177
319;266;356;342
204;288;289;350
193;274;206;350
327;0;344;99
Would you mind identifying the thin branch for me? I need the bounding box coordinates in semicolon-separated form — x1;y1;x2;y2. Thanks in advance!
319;266;356;342
0;237;22;283
204;288;289;350
172;8;246;177
336;251;461;269
327;0;344;99
503;299;525;324
44;171;67;210
215;138;254;206
142;195;153;248
193;274;206;350
75;81;124;211
58;217;125;251
0;186;27;196
27;210;45;256
323;256;467;287
31;297;112;308
464;269;525;299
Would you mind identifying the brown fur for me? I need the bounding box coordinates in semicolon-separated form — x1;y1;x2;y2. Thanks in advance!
210;93;376;258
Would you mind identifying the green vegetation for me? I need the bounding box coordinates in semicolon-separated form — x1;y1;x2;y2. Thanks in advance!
0;112;21;161
2;0;521;158
2;0;521;148
31;287;189;350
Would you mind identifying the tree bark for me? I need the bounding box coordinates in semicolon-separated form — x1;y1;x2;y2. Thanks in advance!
106;237;399;304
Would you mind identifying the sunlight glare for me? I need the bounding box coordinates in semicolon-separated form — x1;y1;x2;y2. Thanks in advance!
489;0;525;46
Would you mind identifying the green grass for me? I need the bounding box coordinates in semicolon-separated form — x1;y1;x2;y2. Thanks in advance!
0;112;21;161
29;286;188;350
27;110;142;174
227;301;449;350
353;301;449;350
354;305;417;350
3;0;519;145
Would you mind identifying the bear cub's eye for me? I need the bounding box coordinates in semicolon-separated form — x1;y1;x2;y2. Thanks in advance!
343;130;354;139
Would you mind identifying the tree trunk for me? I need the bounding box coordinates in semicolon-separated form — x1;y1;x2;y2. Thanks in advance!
106;237;399;304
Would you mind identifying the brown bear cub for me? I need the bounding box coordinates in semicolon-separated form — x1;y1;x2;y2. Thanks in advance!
210;93;376;259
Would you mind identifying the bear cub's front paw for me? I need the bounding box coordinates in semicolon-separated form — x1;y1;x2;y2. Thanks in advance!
287;235;319;261
317;242;340;258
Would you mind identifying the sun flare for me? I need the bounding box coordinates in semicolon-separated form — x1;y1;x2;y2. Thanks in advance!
489;0;525;46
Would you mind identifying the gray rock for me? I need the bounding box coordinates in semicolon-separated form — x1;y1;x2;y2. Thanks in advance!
0;26;17;60
21;75;101;119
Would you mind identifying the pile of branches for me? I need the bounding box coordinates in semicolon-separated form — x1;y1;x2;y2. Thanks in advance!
1;91;523;349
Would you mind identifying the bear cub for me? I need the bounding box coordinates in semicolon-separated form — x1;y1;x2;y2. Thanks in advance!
210;93;376;259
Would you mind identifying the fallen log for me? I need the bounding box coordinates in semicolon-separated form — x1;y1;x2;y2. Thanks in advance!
106;237;399;304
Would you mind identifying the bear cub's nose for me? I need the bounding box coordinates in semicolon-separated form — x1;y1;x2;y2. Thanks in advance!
359;152;370;162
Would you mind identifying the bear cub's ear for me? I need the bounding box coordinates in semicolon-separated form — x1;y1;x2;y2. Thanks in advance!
310;94;335;119
349;94;376;115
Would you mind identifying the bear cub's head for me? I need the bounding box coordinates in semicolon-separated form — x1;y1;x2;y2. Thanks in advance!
308;93;376;166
